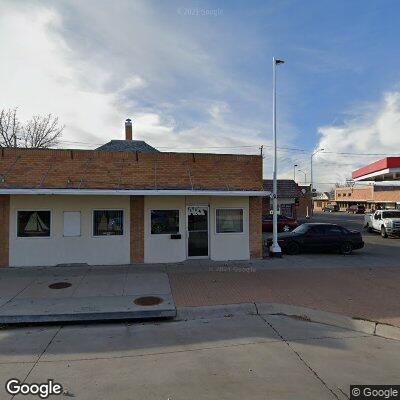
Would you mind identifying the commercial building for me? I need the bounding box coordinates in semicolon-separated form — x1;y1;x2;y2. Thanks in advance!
313;192;333;212
335;186;400;211
262;180;312;219
352;157;400;182
334;157;400;211
0;121;267;267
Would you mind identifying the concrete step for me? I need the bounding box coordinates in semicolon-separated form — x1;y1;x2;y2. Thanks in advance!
0;294;176;324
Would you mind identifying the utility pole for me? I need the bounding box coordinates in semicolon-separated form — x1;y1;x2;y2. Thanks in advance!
270;57;284;258
310;148;324;214
298;169;307;184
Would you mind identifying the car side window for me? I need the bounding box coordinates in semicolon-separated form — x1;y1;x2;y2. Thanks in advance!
309;226;325;235
325;226;343;235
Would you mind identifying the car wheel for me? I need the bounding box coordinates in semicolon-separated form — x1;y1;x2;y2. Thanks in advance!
340;242;353;255
367;224;373;233
381;226;388;238
285;241;300;255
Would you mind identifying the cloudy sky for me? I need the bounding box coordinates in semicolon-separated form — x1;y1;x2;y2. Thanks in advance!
1;0;400;190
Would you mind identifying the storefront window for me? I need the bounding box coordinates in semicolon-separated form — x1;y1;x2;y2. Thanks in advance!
17;211;51;237
93;210;124;236
216;209;243;233
151;210;179;234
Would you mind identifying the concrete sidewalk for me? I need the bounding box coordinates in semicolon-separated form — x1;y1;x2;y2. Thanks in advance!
0;266;175;323
1;309;399;400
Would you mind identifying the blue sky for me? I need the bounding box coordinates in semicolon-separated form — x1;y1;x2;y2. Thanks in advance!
1;0;400;189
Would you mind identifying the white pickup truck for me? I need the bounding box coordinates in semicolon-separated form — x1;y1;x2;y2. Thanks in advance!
364;210;400;237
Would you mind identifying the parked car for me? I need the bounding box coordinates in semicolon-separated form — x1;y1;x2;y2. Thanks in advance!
266;223;364;255
364;210;400;237
262;215;299;233
323;204;339;213
347;205;365;214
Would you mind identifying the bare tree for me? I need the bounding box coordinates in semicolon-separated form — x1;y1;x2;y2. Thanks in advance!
0;108;21;147
21;114;64;148
0;108;64;148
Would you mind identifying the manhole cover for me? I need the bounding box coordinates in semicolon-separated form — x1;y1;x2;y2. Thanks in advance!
48;282;72;290
134;296;164;306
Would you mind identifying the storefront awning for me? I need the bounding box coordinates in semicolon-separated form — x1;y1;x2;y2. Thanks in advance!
0;188;270;197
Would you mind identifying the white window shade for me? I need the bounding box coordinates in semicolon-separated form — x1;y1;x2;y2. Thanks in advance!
216;209;243;233
63;211;81;237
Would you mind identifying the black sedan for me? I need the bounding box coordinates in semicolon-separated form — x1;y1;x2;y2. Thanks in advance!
266;223;364;255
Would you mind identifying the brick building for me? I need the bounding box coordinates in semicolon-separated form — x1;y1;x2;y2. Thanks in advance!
0;121;267;267
333;157;400;211
335;186;400;211
262;180;312;219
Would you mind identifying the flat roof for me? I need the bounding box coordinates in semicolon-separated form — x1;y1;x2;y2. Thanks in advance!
0;189;270;197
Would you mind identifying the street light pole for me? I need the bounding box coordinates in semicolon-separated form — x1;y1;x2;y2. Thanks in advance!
298;169;307;184
293;164;298;181
310;148;324;213
270;57;284;258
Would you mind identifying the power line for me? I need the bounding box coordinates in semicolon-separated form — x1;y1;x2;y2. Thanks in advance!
56;139;400;157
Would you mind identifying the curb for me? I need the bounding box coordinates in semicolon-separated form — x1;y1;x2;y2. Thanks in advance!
177;303;257;320
177;302;400;341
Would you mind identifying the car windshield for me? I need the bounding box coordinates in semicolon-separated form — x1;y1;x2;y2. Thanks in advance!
382;211;400;219
292;224;309;234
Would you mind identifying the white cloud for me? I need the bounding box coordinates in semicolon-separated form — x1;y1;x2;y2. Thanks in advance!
0;2;126;143
312;92;400;190
2;0;312;190
0;1;264;149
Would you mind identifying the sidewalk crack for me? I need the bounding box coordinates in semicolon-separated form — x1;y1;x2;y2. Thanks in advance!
11;326;63;399
258;313;340;400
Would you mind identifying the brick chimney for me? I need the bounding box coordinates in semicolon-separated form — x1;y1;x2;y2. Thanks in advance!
125;118;132;140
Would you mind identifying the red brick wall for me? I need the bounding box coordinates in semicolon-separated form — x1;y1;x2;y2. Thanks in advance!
130;196;144;263
262;197;270;216
298;193;312;218
0;148;263;191
0;195;9;267
373;189;400;202
249;197;262;259
335;187;374;202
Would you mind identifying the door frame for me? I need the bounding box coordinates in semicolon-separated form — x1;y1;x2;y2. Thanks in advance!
186;205;210;259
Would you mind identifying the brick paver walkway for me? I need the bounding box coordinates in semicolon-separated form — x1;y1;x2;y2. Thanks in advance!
169;266;400;327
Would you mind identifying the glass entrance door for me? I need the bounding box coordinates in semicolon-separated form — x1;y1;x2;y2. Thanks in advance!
187;206;209;258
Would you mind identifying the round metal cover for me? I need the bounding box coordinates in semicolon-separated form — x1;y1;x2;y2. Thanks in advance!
48;282;72;290
134;296;164;306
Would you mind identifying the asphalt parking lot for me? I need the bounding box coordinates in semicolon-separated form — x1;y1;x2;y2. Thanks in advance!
261;211;400;269
312;210;400;246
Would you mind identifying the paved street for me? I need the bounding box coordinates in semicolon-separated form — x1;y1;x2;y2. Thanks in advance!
311;211;400;248
1;311;399;400
259;211;400;269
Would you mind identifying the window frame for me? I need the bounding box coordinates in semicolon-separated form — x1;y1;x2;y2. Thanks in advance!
150;209;180;235
16;210;52;239
215;207;245;235
92;209;125;238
